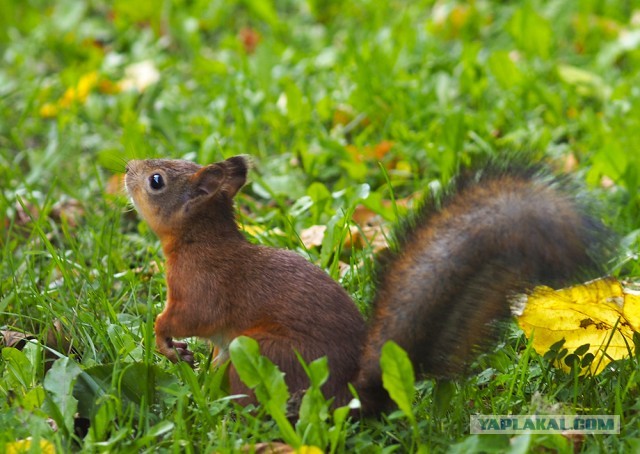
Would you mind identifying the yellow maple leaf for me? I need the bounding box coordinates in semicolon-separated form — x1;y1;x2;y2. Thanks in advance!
7;438;55;454
60;71;99;107
39;102;59;118
517;277;640;375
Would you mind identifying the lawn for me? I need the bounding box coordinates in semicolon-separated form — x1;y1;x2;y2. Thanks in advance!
1;0;640;452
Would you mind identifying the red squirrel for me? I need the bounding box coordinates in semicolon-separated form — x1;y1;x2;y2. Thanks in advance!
124;156;603;415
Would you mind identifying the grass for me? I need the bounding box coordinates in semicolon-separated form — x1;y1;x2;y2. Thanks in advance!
1;0;640;452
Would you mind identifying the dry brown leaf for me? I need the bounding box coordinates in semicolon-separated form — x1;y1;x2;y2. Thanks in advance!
44;319;74;357
242;442;294;454
6;197;84;231
562;431;585;452
50;199;84;228
344;225;389;253
562;152;578;173
299;225;327;249
13;199;39;228
130;260;161;280
241;443;322;454
239;27;261;54
600;175;615;189
0;330;36;349
345;140;394;163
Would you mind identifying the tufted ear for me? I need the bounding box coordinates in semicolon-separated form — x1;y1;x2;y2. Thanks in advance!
192;156;249;199
193;165;225;197
219;156;249;198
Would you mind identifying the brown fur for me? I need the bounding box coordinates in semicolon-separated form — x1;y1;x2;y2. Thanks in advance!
125;157;603;415
125;157;364;404
355;172;603;414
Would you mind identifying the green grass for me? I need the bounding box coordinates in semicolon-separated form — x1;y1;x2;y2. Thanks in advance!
1;0;640;452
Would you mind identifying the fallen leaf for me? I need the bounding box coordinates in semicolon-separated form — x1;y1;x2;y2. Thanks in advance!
299;225;327;249
129;259;161;279
430;3;473;39
600;175;615;189
239;27;261;54
50;199;84;228
6;438;56;454
345;140;394;163
12;198;40;228
98;78;121;95
332;105;354;127
332;104;370;131
562;152;578;173
40;71;110;118
0;330;36;349
241;443;322;454
374;140;394;160
344;224;389;253
242;442;294;454
39;103;59;118
45;319;75;358
517;277;640;375
561;431;585;453
59;71;99;108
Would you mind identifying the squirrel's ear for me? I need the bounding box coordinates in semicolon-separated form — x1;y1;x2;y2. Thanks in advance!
193;156;248;199
193;165;225;197
218;156;249;198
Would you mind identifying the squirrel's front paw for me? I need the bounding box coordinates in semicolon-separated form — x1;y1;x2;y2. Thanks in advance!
171;339;195;365
159;338;195;365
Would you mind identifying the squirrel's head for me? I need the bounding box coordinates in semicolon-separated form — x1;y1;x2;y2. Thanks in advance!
125;156;249;238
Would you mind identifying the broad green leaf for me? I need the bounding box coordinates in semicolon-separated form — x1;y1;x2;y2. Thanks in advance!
73;363;179;418
380;341;415;423
296;356;330;448
305;356;330;388
488;51;524;89
43;357;82;434
242;0;279;27
283;81;310;124
228;336;263;388
328;405;350;454
51;0;87;32
507;3;553;59
229;336;299;446
557;65;609;99
2;347;35;390
307;182;332;224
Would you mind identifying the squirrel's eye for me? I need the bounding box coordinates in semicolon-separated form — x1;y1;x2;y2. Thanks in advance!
149;174;165;190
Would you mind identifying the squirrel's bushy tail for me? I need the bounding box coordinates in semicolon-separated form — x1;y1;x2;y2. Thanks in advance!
354;166;607;415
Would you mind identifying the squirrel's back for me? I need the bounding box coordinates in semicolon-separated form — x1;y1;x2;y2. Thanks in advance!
355;166;605;414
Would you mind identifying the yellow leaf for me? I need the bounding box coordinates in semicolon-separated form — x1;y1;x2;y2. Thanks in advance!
242;224;269;237
517;277;639;375
39;103;59;118
297;447;323;454
60;71;99;107
76;71;99;101
7;438;56;454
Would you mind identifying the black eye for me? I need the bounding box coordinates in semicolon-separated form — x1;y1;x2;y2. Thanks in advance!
149;174;165;190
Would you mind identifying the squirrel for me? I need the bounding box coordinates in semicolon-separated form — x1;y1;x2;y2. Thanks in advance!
124;155;604;416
